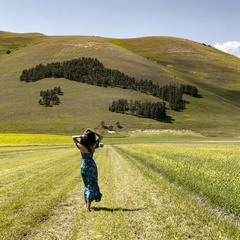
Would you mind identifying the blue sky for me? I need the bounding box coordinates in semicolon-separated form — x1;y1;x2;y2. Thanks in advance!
0;0;239;57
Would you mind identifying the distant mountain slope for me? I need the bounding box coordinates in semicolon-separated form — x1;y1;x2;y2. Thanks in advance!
0;31;239;137
111;37;240;104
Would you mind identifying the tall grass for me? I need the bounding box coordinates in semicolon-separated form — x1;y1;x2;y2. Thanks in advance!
116;143;240;216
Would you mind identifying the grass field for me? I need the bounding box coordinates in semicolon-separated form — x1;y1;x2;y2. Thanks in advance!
0;31;240;239
0;134;240;239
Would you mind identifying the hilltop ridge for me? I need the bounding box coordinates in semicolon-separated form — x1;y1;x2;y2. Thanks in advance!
0;31;239;137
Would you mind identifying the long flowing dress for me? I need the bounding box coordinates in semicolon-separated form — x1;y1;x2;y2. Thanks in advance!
74;139;102;203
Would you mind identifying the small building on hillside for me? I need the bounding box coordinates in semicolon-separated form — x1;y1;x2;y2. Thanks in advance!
108;125;115;133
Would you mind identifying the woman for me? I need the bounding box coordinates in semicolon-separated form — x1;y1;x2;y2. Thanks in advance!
72;128;103;212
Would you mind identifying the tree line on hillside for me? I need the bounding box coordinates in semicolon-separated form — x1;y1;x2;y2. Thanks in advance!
38;86;63;107
109;99;167;121
19;57;198;111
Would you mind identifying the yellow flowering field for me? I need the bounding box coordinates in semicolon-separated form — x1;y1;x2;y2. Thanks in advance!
0;134;71;145
116;143;240;217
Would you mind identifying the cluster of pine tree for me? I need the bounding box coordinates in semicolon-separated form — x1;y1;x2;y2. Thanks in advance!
19;57;105;82
20;57;198;111
180;84;198;97
39;86;63;107
109;99;167;121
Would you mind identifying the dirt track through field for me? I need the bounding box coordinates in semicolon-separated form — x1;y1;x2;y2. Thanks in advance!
25;145;240;240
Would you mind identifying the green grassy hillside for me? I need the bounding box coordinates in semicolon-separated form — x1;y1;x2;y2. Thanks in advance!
0;31;239;137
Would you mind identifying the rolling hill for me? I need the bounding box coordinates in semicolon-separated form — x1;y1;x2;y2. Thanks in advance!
0;31;239;137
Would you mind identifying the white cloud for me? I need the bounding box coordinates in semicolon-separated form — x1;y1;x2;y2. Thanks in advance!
214;41;240;58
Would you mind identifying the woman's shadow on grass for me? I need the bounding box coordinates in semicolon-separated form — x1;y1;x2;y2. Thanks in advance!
92;207;147;212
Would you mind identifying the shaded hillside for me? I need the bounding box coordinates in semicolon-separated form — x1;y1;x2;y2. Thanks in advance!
111;37;240;104
0;31;239;137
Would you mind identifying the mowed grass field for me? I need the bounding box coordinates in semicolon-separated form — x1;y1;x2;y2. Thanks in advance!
0;134;240;239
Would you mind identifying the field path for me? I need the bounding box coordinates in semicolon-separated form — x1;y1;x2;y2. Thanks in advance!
25;145;240;240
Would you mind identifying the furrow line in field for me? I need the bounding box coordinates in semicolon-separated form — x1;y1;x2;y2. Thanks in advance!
110;146;240;239
0;149;76;189
17;145;240;240
0;149;80;239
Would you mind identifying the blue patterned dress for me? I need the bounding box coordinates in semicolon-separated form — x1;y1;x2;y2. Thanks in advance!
74;139;102;203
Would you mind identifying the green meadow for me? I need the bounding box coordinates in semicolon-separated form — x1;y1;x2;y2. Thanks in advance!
0;133;240;239
0;31;240;239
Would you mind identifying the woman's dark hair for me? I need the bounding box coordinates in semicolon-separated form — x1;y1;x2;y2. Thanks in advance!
80;130;96;152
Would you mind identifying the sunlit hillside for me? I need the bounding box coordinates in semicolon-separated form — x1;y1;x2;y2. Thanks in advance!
0;31;239;137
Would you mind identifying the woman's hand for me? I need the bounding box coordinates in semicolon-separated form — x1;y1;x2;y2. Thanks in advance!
85;128;93;133
72;134;87;140
82;134;88;140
